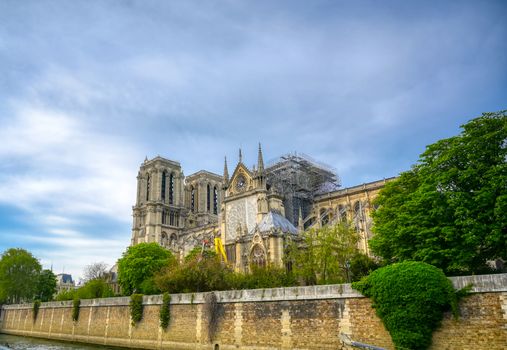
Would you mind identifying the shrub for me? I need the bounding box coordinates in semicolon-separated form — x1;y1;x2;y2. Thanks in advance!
353;261;462;350
33;300;41;321
155;252;233;293
159;292;171;329
72;298;80;322
130;294;144;325
55;289;76;301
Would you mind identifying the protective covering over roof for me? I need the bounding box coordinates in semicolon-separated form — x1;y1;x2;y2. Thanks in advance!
256;211;298;235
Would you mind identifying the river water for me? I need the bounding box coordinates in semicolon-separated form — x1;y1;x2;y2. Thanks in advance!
0;334;132;350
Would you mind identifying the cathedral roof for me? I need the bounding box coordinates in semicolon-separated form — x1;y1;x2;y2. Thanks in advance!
256;211;298;235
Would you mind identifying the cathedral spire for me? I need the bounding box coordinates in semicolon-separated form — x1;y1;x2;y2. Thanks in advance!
223;156;229;183
239;148;243;163
257;143;265;174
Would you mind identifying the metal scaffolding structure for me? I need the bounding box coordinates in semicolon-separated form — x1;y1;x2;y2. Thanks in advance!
265;152;340;228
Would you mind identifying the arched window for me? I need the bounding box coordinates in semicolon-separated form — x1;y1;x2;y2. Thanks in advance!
213;186;218;215
250;244;266;268
161;232;168;247
169;173;174;204
162;209;167;224
320;208;329;226
169;211;175;226
146;174;151;201
161;171;167;200
354;201;363;231
191;186;195;212
338;204;346;222
207;184;211;212
169;233;177;248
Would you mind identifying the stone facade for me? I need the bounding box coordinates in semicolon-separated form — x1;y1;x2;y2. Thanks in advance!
1;274;506;349
130;146;395;269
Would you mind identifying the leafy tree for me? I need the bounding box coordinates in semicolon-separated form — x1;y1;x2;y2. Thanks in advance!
286;222;359;285
36;269;57;302
117;243;174;295
83;262;109;282
370;111;507;274
0;248;42;304
155;248;232;293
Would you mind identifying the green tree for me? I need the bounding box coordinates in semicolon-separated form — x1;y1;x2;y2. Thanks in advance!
0;248;42;304
117;242;174;295
155;247;232;293
36;269;57;302
287;222;359;285
370;111;507;274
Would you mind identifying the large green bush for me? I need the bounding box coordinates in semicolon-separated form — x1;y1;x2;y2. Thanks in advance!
353;261;462;350
118;243;174;295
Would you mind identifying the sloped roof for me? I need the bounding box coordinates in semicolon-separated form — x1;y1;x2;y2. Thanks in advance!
256;211;298;235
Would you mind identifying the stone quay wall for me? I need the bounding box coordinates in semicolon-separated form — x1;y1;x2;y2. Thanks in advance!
0;274;506;350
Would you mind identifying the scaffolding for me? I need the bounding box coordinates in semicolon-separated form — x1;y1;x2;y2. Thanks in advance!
265;152;340;227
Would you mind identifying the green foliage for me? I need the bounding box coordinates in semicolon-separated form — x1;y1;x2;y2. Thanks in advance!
155;249;232;293
130;293;144;325
77;279;114;299
0;248;42;304
286;222;359;285
184;247;217;262
370;111;507;274
118;243;174;295
159;292;171;329
228;265;297;289
72;298;80;322
36;269;57;302
55;279;114;301
33;300;41;321
348;253;380;282
55;289;76;301
353;261;461;350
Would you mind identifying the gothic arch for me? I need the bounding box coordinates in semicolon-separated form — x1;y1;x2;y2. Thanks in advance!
250;243;266;268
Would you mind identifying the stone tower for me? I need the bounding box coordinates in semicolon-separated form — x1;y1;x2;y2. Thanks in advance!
131;156;185;252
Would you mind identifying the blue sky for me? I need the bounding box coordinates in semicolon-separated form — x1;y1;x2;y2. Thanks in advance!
0;0;506;280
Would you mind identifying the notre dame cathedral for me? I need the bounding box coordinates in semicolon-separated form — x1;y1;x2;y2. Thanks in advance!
131;145;394;271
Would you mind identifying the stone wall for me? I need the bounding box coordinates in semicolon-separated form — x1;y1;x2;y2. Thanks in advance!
0;274;506;350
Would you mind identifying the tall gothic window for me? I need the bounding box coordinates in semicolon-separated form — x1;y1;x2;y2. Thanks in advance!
191;186;195;212
162;209;167;224
207;184;211;212
250;245;266;268
213;186;218;215
169;211;175;226
146;174;151;201
161;171;167;200
169;173;174;204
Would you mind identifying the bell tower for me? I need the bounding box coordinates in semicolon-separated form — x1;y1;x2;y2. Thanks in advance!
131;156;185;252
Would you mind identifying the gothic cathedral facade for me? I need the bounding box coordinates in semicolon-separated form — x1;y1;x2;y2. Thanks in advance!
131;145;395;271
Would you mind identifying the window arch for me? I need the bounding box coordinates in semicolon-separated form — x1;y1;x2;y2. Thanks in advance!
213;186;218;215
162;209;167;224
161;171;167;200
146;174;151;201
207;184;211;212
190;186;195;212
250;244;266;268
161;232;168;247
169;173;174;204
